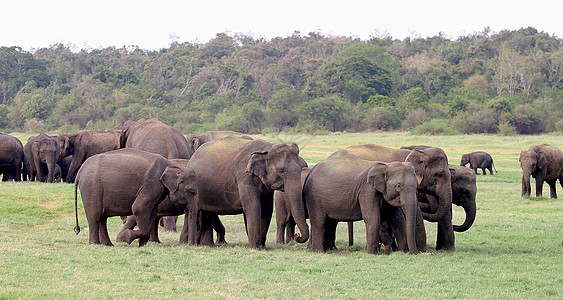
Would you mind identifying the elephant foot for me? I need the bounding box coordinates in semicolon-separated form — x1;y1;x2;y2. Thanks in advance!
216;238;227;245
122;229;136;245
436;244;455;251
116;231;127;243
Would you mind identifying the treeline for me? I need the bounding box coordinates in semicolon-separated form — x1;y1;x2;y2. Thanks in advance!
1;27;562;135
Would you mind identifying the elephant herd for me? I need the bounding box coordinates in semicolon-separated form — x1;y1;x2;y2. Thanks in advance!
1;121;560;255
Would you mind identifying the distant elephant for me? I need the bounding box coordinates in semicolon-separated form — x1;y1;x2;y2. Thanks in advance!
57;130;121;183
275;165;310;244
187;131;253;154
120;118;192;159
520;144;563;198
58;155;73;182
116;159;227;245
186;136;308;249
460;151;497;175
23;133;61;183
0;133;23;181
53;163;62;183
74;148;198;246
303;157;419;254
400;145;431;151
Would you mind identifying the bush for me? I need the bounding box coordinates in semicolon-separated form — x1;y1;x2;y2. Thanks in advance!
513;104;545;134
401;108;427;130
410;119;456;135
299;95;351;132
361;106;402;131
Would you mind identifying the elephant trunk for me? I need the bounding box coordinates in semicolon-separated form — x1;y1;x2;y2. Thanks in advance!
421;178;452;222
286;176;309;243
453;198;476;232
401;190;418;254
46;155;57;183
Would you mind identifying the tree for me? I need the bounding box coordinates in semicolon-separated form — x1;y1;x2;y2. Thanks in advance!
266;86;304;131
398;87;429;111
513;104;545;134
299;95;351;132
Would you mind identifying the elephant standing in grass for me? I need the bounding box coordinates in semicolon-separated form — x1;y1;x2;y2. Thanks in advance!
75;149;198;246
23;133;60;183
57;130;121;183
120;118;193;231
116;159;227;245
460;151;497;175
303;154;420;254
520;144;563;198
186;136;308;249
0;133;23;181
275;166;310;244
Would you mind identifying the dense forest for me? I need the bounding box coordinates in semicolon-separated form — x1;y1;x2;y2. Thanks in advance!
1;27;562;135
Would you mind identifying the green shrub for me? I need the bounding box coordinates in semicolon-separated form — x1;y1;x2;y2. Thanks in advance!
410;118;456;135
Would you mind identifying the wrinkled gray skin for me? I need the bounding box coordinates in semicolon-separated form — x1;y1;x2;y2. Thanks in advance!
58;155;73;182
187;137;308;249
116;159;227;245
303;156;419;255
57;130;121;183
187;131;253;155
0;133;23;181
74;149;197;247
460;151;497;175
23;133;61;183
53;164;62;183
121;118;193;231
520;144;563;198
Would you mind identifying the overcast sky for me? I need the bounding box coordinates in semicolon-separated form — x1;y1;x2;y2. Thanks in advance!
2;0;561;52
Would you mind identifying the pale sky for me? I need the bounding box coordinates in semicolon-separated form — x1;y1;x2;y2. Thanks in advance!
2;0;561;52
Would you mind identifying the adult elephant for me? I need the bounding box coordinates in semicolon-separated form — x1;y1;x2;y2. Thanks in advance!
187;131;253;154
520;144;563;198
120;118;193;230
120;118;192;159
0;133;23;181
303;154;419;254
186;136;308;249
460;151;497;175
23;133;60;183
116;159;227;245
74;149;198;246
57;130;121;183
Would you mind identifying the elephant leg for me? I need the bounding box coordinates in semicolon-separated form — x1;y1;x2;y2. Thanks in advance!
536;178;544;197
435;210;455;251
98;217;113;246
482;167;487;175
387;207;407;252
87;217;101;245
323;219;338;251
364;213;381;255
116;215;137;243
199;212;215;247
149;217;161;243
309;215;326;253
161;216;178;232
547;179;558;199
276;206;287;244
213;215;227;245
258;198;273;248
129;203;158;247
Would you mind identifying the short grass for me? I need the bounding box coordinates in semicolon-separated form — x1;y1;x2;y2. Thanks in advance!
1;132;562;299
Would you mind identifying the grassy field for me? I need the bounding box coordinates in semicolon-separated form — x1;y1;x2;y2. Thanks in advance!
1;132;562;299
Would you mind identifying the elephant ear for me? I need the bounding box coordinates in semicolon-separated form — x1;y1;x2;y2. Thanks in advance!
449;166;457;183
519;151;525;163
246;151;268;184
298;156;308;168
191;136;202;152
367;162;388;195
537;151;548;170
160;166;181;194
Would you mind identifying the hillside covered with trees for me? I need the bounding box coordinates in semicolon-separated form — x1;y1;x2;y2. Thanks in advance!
1;27;562;135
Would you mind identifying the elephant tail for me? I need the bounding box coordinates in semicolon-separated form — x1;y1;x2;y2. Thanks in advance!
492;162;498;174
74;180;80;235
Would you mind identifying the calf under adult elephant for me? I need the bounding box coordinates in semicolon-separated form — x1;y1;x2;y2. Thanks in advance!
460;151;497;175
0;133;23;181
74;149;198;246
186;136;309;250
57;130;121;183
520;144;563;198
303;156;419;255
23;133;60;183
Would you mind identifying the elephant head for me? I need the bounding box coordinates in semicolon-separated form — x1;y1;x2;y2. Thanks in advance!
119;119;138;148
520;148;540;197
187;134;209;157
450;166;477;232
32;133;61;183
460;154;470;167
57;133;77;158
405;148;453;222
367;161;419;254
246;142;309;243
160;165;198;207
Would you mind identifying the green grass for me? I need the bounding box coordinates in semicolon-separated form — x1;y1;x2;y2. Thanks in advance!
1;133;562;299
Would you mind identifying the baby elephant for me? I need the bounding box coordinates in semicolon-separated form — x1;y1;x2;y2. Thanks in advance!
74;148;197;247
460;151;497;175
